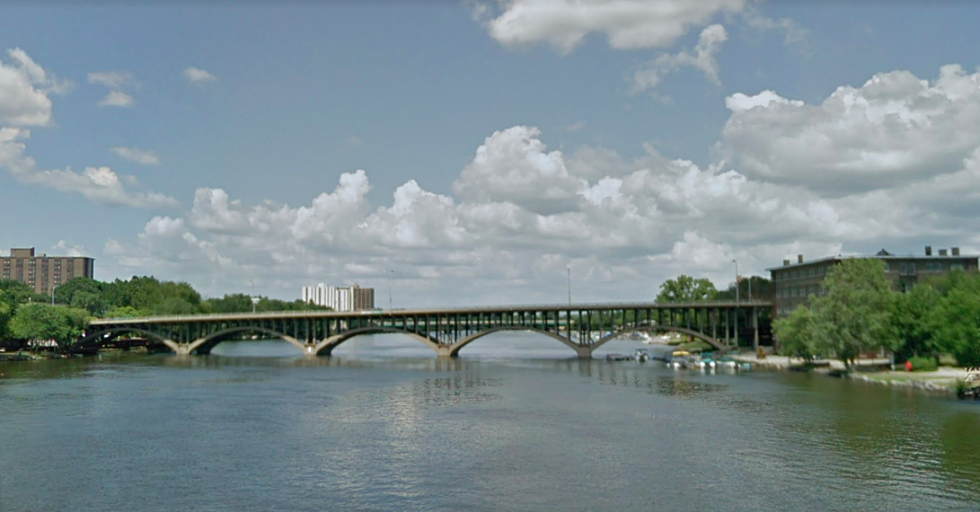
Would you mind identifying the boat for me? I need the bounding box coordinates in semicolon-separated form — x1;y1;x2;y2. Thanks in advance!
664;350;692;369
605;353;631;362
633;349;649;362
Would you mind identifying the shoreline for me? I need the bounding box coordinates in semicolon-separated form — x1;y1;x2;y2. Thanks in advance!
732;352;975;395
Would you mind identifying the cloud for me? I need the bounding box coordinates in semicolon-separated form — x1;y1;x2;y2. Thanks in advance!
743;9;809;51
183;67;216;84
105;124;867;303
481;0;746;54
564;121;586;132
111;146;161;165
632;24;728;92
53;240;87;257
717;64;980;194
88;70;138;108
0;128;178;209
97;91;135;108
452;126;587;214
87;71;138;90
0;48;66;126
346;135;362;146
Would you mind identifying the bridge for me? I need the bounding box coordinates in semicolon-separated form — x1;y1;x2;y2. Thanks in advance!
80;301;772;359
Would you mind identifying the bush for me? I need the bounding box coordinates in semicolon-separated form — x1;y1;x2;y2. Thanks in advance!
907;356;938;372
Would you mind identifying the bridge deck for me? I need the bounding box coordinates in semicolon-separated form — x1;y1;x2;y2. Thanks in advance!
90;300;773;325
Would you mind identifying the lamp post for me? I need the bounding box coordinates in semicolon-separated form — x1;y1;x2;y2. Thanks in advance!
732;259;740;303
732;259;739;349
249;279;256;313
388;269;394;311
51;284;58;306
567;266;571;306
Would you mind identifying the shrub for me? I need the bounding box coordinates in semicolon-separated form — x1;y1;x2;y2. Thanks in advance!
907;356;938;372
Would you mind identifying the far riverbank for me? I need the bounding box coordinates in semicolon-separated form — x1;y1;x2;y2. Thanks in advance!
732;352;976;395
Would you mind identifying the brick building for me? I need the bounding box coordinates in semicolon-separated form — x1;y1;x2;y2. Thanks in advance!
1;247;95;295
769;246;978;318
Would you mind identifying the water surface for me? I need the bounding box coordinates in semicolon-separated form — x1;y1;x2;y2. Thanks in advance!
2;334;979;511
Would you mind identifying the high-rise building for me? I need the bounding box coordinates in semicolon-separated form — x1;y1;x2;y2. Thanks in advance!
301;283;375;311
1;247;95;295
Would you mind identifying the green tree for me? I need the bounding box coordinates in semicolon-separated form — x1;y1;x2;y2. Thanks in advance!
890;282;941;359
809;259;896;370
105;305;150;318
929;271;980;368
773;305;818;363
8;303;90;348
656;275;718;303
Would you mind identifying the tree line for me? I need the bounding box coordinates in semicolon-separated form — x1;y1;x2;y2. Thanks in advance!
774;259;980;370
0;276;328;348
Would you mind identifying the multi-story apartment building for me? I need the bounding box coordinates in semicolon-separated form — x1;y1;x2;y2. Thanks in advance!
1;247;95;295
769;246;979;318
301;283;375;311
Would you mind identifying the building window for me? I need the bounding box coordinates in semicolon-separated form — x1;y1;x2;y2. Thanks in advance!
952;263;964;271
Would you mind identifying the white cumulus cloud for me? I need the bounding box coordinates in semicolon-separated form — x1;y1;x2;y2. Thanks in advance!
717;64;980;194
0;48;67;126
481;0;746;53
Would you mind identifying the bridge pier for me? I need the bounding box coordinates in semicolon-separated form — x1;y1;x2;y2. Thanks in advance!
576;345;593;359
175;344;193;356
436;345;455;358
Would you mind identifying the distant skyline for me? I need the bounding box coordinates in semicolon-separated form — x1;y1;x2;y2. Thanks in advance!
2;1;980;306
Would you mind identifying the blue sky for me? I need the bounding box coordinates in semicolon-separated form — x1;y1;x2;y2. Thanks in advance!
2;1;980;305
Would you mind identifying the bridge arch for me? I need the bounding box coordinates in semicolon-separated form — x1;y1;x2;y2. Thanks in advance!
186;326;306;355
445;326;580;357
313;327;441;356
592;325;728;353
77;327;180;353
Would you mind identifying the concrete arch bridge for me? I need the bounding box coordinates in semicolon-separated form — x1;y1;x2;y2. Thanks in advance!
80;301;771;358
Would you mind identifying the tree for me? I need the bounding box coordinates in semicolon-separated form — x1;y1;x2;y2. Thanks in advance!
773;305;818;363
656;275;718;303
8;303;90;349
809;259;896;370
929;271;980;368
890;282;941;359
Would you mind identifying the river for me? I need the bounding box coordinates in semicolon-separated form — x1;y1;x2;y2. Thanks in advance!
2;333;979;512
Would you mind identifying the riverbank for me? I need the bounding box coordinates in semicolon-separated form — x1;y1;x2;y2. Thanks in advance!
732;352;975;395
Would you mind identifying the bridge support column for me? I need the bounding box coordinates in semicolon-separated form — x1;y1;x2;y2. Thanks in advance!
436;345;455;358
576;345;593;360
175;344;193;356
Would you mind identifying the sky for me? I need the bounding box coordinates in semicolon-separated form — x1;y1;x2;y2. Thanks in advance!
2;0;980;307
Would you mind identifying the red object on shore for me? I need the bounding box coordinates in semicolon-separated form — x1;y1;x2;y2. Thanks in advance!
906;360;913;372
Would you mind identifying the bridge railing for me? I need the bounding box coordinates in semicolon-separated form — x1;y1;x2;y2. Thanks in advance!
90;300;773;325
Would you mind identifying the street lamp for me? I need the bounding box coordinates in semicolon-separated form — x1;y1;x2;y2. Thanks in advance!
51;284;58;306
567;266;571;306
249;279;256;313
388;269;394;311
732;259;740;303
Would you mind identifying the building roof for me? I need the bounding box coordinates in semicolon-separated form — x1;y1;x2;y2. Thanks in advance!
766;252;979;272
